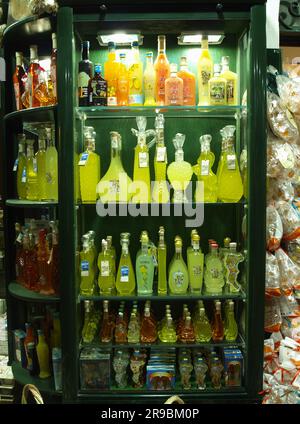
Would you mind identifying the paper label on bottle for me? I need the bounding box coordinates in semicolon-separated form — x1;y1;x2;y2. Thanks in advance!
13;158;19;171
139;152;149;168
193;265;202;276
78;152;89;166
78;72;90;99
120;266;129;282
33;158;38;173
173;271;184;288
210;81;226;103
201;160;209;176
81;260;89;277
226;79;235;103
17;233;23;243
156;146;166;162
129;94;143;105
90;80;107;106
109;180;120;194
278;144;295;169
21;168;27;183
210;268;220;278
200;68;212;85
227;154;236;170
107;96;117;106
101;260;110;277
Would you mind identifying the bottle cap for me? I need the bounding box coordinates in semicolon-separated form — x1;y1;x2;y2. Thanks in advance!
146;52;153;58
82;41;90;49
119;53;126;59
108;41;115;49
224;237;231;247
94;64;102;73
170;63;178;73
29;45;38;59
192;234;200;243
131;41;139;47
229;242;237;249
221;56;230;66
180;56;187;67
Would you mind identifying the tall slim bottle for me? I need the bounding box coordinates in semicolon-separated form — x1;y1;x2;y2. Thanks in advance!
104;42;119;106
220;56;238;106
136;231;154;295
79;126;100;203
152;113;169;203
116;233;135;295
24;323;35;372
212;300;224;342
197;36;213;106
80;234;95;296
128;41;143;106
97;239;115;294
187;233;204;293
143;52;156;106
36;329;51;378
26;139;39;201
13;52;26;110
78;41;93;107
51;33;57;104
28;45;40;108
154;35;170;106
117;53;129;106
194;134;218;202
15;134;27;199
36;132;47;200
168;236;189;295
225;300;238;341
157;226;167;295
45;127;58;201
177;56;196;106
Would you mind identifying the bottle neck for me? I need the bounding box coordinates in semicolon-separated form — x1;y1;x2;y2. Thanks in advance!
192;241;199;252
158;235;165;248
221;139;234;152
141;242;148;255
16;55;23;67
86;139;95;152
52;34;57;51
146;57;153;68
38;139;46;151
201;39;209;51
30;47;38;63
222;64;229;72
175;149;184;162
122;242;129;255
132;47;140;61
201;142;210;154
171;71;177;77
19;144;25;154
175;247;182;258
82;45;89;61
27;147;34;158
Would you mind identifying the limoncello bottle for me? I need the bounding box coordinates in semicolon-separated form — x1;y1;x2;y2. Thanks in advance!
240;148;248;199
15;134;27;199
168;236;189;295
87;230;97;278
136;231;154;295
79;126;100;203
45;127;58;201
143;52;156;106
208;64;227;106
98;239;115;294
152;113;169;203
116;233;136;295
204;243;224;294
167;133;193;203
219;237;231;260
194;134;218;202
131;116;155;203
223;242;244;293
224;300;238;341
26;139;39;200
195;307;212;342
197;36;213;106
80;234;95;296
36;132;47;200
220;56;238;106
217;125;243;202
106;235;116;276
157;226;167;295
97;131;132;203
128;41;143;106
159;315;177;343
187;233;204;293
36;329;51;378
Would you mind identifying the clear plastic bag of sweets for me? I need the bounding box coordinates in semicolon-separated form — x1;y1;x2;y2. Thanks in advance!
265;252;281;297
275;248;299;294
266;134;296;179
276;200;300;241
266;205;283;251
276;74;300;116
265;296;282;333
267;179;295;203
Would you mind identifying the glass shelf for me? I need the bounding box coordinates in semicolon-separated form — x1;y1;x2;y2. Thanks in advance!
80;335;244;349
8;282;60;303
4;106;56;126
79;290;245;302
5;199;58;208
11;362;60;396
77;105;246;119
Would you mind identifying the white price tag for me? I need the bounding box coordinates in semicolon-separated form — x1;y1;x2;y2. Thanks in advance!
109;180;120;194
33;158;38;173
81;260;89;277
278;144;295;169
13;158;19;172
227;154;236;170
139;152;148;168
120;266;129;282
78;152;89;166
156;146;166;162
21;168;27;183
201;160;209;176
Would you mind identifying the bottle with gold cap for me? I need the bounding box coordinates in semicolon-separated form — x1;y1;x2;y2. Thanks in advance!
136;231;155;295
187;232;204;294
157;226;167;295
168;236;189;294
219;237;231;260
97;239;115;294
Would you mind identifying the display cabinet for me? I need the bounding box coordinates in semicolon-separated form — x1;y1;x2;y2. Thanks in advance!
2;0;266;403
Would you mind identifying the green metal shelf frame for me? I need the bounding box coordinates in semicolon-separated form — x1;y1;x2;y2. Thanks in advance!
8;282;60;303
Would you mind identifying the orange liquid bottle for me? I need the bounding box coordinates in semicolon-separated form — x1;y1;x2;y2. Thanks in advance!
104;42;119;106
212;300;224;342
28;45;41;108
177;56;196;106
140;307;157;343
37;229;51;294
154;35;170;106
117;53;129;106
13;52;26;110
165;63;183;106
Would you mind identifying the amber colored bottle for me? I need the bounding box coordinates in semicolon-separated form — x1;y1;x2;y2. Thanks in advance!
212;300;224;342
28;45;40;108
114;311;128;343
15;222;24;284
140;307;157;343
47;227;59;295
177;56;196;106
24;323;35;371
37;229;51;294
100;300;114;343
154;35;170;106
179;314;195;343
23;232;39;291
13;52;26;111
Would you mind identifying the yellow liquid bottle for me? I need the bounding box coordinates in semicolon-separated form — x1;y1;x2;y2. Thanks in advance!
194;134;218;202
104;42;119;106
80;234;95;296
15;134;27;199
128;41;143;106
168;236;189;295
98;239;115;294
167;133;193;203
116;232;136;295
132;116;156;203
225;300;238;341
36;134;47;200
26;139;39;200
36;329;51;378
152;113;170;203
187;233;204;293
220;56;238;106
197;36;213;106
106;235;116;276
79;126;100;203
208;63;227;106
45;127;58;201
217;125;243;202
157;226;167;295
117;53;129;106
143;52;156;106
97;131;132;203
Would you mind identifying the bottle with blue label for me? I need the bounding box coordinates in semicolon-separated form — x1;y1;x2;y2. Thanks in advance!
80;234;95;295
136;231;155;295
79;126;100;203
116;232;136;295
168;236;189;294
